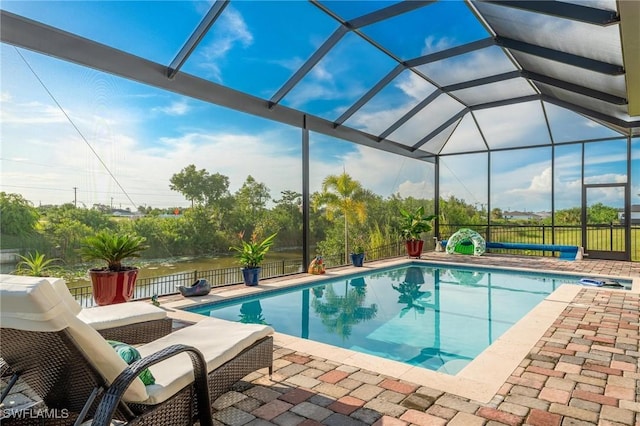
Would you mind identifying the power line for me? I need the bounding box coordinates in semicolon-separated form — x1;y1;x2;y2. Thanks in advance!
1;158;178;194
0;184;183;198
0;157;108;172
14;47;139;209
439;160;484;206
1;157;166;186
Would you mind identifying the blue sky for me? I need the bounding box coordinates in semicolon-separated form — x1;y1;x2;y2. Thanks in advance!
1;1;637;212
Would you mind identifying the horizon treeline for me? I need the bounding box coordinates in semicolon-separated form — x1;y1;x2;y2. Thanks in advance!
0;167;620;266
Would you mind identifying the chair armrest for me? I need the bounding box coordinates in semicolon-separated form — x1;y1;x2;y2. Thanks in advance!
90;344;213;426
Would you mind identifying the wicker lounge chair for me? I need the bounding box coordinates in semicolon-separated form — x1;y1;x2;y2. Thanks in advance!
47;277;173;344
0;276;172;382
0;275;274;425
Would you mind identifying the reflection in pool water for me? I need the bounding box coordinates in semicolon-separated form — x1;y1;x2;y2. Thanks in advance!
311;277;378;340
239;300;268;325
185;264;627;375
392;266;431;317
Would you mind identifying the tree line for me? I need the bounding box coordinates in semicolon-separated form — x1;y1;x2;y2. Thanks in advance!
0;164;621;268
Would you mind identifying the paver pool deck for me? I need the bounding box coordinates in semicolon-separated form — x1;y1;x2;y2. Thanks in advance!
2;253;637;425
162;253;640;426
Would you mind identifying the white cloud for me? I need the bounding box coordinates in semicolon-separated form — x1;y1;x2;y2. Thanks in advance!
421;35;454;55
0;100;67;124
284;82;339;109
154;100;190;116
343;72;437;135
198;7;254;82
389;95;465;144
419;49;507;84
1;123;304;208
306;142;435;200
3;88;625;214
529;167;553;192
309;61;333;82
492;162;628;211
395;72;436;101
346;105;411;135
397;179;434;199
271;57;305;73
474;101;549;149
1;78;305;209
584;173;627;185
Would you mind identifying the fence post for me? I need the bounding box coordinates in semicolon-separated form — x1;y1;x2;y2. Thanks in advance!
610;222;614;251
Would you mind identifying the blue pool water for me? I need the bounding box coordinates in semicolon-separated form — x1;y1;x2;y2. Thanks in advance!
185;263;631;375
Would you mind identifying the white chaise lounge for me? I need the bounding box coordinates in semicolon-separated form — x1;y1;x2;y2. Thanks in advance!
0;275;274;426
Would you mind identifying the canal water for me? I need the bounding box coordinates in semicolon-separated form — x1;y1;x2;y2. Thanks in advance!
1;249;303;289
65;250;303;289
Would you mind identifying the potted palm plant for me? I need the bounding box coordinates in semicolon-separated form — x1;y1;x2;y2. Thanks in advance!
349;234;366;267
79;230;148;305
230;232;277;286
399;206;436;258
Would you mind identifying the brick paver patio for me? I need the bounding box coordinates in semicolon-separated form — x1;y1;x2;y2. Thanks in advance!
210;254;639;426
1;254;638;425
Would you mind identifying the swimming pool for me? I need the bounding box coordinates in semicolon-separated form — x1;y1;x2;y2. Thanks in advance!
185;263;631;375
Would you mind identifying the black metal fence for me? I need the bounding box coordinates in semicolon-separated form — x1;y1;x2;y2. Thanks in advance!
70;243;408;308
439;223;638;259
69;225;640;307
314;242;406;269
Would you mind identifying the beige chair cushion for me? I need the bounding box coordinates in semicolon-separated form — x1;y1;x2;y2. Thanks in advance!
0;275;149;403
78;302;167;330
138;317;274;405
64;312;150;402
0;275;69;332
46;276;83;315
45;276;167;329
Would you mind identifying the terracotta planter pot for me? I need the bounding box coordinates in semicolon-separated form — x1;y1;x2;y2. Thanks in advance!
89;267;138;306
405;240;424;258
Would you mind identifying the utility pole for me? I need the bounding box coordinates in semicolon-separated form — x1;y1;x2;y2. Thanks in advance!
73;187;77;207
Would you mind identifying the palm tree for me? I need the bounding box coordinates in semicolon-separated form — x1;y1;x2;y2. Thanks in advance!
313;172;367;263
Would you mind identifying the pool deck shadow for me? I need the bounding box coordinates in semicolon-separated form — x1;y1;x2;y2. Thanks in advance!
161;253;640;426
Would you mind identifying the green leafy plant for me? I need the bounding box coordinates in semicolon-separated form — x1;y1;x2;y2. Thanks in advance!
399;206;436;241
79;230;149;271
13;251;61;277
230;232;277;269
350;234;367;254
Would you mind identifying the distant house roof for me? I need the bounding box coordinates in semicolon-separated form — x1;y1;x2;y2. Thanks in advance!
503;211;542;220
111;209;141;218
617;205;640;213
